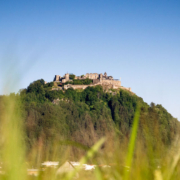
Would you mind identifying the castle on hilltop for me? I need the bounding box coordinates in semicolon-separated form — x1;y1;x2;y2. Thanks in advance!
53;72;132;92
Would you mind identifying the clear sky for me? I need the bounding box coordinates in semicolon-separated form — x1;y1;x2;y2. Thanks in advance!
0;0;180;120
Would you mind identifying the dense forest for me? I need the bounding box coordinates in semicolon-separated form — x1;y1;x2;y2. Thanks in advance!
0;79;179;160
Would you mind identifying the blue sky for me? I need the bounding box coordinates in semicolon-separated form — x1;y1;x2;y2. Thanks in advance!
0;0;180;119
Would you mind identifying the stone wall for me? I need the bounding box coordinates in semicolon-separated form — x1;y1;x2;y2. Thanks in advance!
93;79;100;84
53;73;132;92
64;84;96;90
62;79;72;83
54;74;70;82
85;73;99;79
64;79;122;90
100;79;121;86
63;82;132;92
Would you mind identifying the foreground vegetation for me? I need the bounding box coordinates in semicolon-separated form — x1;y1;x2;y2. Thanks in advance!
0;79;180;180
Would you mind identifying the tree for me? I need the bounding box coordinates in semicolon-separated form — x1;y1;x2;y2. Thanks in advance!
69;74;75;80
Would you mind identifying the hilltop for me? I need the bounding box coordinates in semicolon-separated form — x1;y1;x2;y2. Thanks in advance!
5;77;177;159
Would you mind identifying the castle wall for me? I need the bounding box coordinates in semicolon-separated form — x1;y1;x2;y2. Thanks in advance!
85;73;99;79
100;79;121;87
93;79;100;84
62;79;72;83
64;84;96;90
64;79;121;90
53;73;132;93
62;79;67;83
63;83;132;92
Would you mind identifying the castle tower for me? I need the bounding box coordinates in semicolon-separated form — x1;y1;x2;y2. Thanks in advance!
104;72;107;78
54;75;60;81
100;73;103;81
65;73;69;81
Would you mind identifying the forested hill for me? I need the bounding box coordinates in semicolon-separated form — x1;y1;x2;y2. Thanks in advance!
0;79;179;158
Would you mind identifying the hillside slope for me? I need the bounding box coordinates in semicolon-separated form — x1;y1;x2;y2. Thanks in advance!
0;79;179;159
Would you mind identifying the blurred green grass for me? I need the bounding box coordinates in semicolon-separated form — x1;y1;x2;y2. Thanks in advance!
1;95;180;180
